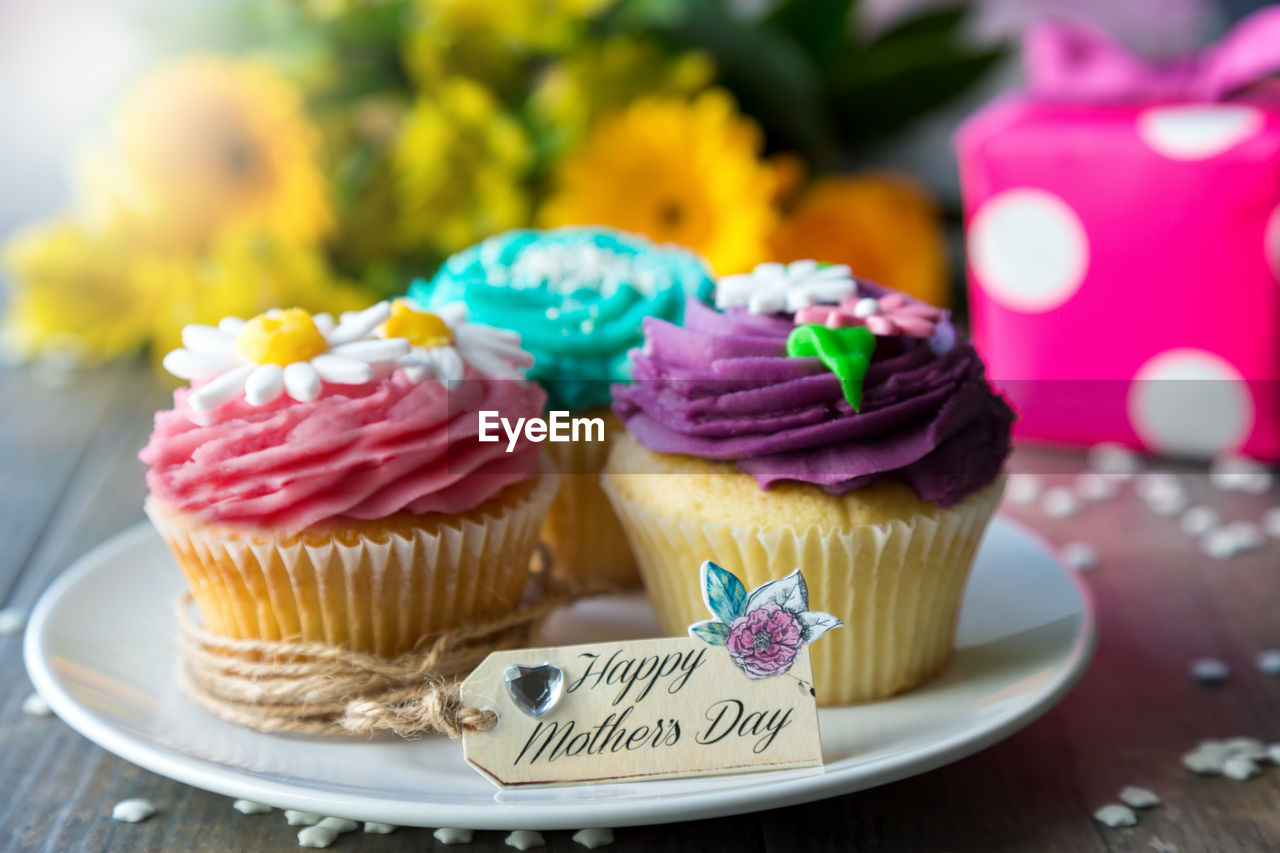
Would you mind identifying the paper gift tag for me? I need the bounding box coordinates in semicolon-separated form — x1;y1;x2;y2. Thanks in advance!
460;637;821;787
460;561;842;788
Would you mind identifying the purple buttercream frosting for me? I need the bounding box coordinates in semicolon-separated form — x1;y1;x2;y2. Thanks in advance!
611;289;1015;506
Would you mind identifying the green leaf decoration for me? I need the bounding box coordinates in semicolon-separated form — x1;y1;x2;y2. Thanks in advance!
689;621;731;646
786;324;875;412
700;560;747;624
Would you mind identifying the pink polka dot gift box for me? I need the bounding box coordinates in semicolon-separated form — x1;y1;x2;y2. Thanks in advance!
956;10;1280;462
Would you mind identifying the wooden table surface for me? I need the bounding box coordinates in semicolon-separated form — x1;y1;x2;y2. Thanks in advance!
1;363;1277;852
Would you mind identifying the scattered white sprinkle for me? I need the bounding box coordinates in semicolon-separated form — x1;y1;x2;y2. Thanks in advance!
1210;454;1274;494
1005;473;1042;505
1222;756;1261;781
1182;747;1223;775
1041;487;1081;518
1179;506;1220;536
573;827;615;849
1222;737;1267;759
1061;541;1098;571
1088;442;1141;477
1148;838;1179;853
297;817;358;848
0;607;25;636
1191;658;1229;685
1135;471;1183;503
298;826;337;848
1146;490;1189;517
506;829;546;850
1223;521;1266;554
111;798;157;823
434;828;474;845
1181;737;1269;774
1075;472;1117;501
1201;528;1240;560
1094;803;1137;827
363;822;397;834
1260;650;1280;676
1263;507;1280;539
1119;786;1160;809
21;692;51;717
285;810;323;826
232;799;271;815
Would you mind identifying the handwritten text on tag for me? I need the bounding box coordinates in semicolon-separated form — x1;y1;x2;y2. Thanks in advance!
460;636;822;787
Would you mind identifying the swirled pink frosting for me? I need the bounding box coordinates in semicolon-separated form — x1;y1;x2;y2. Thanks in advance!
140;371;545;532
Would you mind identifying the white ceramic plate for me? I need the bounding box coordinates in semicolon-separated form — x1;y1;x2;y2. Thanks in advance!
25;516;1094;830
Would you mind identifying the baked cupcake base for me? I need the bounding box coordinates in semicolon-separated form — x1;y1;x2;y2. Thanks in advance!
147;472;557;658
601;433;1004;706
540;407;639;589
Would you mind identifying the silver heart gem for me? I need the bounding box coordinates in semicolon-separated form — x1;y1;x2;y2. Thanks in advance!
504;663;564;719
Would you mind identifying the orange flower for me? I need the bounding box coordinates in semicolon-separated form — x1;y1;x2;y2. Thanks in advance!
769;174;948;307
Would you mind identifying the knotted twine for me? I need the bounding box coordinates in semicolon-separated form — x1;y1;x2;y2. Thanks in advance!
176;562;606;740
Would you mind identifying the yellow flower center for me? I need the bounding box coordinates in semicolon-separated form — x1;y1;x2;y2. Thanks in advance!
235;308;327;365
383;301;452;348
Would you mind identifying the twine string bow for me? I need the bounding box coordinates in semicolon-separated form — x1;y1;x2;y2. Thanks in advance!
176;560;605;740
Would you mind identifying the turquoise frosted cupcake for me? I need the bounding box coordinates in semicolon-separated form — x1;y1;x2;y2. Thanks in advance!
409;226;713;586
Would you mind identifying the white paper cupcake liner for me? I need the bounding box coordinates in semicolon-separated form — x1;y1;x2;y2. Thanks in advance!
146;472;558;658
602;473;1005;705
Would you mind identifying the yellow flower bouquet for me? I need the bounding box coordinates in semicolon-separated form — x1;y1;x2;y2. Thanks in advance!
1;0;1003;365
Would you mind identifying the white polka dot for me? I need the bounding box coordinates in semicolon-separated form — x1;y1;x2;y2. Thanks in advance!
1266;204;1280;282
1136;105;1264;161
1128;349;1253;457
968;189;1089;312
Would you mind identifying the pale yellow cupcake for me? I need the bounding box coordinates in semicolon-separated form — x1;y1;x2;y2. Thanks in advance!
603;435;1003;705
147;473;556;657
140;301;556;657
606;265;1015;705
410;226;717;587
539;408;637;589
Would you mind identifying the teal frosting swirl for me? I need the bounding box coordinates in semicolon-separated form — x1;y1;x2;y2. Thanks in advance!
409;227;714;411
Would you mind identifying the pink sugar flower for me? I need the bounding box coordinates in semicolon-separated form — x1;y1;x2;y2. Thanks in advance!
794;292;943;338
725;604;805;679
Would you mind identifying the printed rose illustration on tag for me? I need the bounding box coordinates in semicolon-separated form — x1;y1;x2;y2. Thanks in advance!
688;562;842;680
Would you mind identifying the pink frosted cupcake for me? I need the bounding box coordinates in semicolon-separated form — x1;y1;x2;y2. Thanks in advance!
140;300;557;657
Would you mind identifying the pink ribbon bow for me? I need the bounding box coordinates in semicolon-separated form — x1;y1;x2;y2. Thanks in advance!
1026;7;1280;103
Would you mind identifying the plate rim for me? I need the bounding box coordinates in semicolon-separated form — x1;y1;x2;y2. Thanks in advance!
24;516;1096;830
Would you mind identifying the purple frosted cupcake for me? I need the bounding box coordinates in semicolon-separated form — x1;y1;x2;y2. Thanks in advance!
601;261;1014;705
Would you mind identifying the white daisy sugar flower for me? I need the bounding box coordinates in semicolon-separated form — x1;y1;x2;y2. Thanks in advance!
162;303;409;412
715;260;856;315
384;300;533;383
